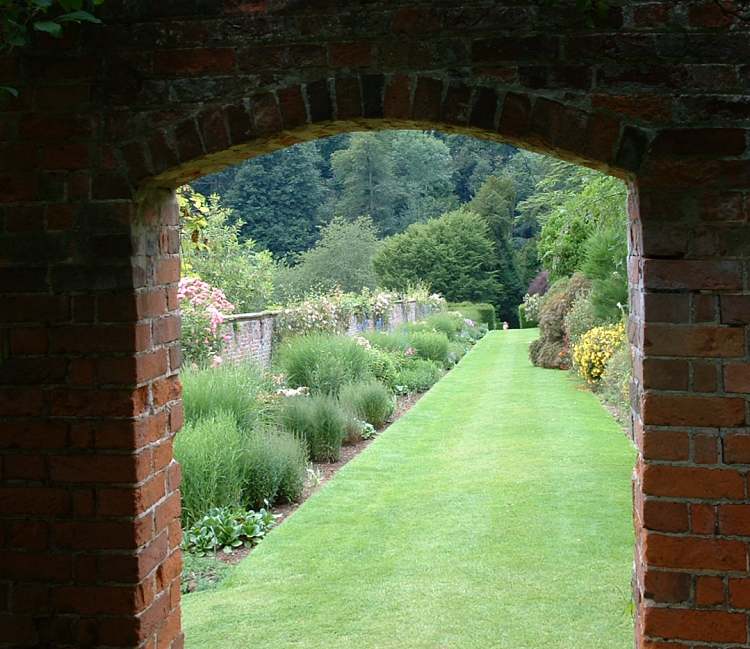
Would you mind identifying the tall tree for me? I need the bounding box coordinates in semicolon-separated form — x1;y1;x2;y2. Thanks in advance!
373;208;502;305
329;133;401;234
389;131;458;229
468;175;525;324
224;143;329;258
276;216;381;301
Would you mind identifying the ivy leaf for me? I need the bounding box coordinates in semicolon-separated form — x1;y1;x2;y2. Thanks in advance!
57;10;102;23
0;86;19;97
33;20;63;37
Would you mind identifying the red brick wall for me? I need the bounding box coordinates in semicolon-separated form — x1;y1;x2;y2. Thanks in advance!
1;1;749;647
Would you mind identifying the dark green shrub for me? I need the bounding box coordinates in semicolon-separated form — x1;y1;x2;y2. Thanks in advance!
408;331;449;364
339;380;395;429
529;273;590;369
365;346;398;388
280;395;348;461
448;302;496;330
182;362;268;427
174;410;247;524
394;359;442;394
243;430;307;509
278;334;372;395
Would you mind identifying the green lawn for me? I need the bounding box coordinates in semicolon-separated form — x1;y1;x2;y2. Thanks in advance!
182;329;635;649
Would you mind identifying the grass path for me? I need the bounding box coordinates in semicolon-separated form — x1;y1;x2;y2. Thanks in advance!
182;330;635;649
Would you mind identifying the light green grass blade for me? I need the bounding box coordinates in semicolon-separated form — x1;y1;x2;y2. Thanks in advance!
183;330;635;649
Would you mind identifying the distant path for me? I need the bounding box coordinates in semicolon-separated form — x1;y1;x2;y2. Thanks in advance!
183;330;635;649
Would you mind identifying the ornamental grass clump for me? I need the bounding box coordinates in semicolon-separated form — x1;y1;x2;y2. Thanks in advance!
394;359;443;394
182;361;268;428
364;330;410;354
243;430;307;509
175;409;247;525
365;347;398;389
278;334;372;395
572;322;626;384
407;330;450;365
339;380;395;429
424;312;464;340
280;395;348;461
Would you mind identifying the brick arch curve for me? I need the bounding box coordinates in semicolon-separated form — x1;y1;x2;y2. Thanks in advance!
2;2;750;648
124;85;635;193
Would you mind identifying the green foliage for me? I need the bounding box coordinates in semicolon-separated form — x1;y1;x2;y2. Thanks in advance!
407;330;450;365
599;341;632;426
1;0;103;53
181;362;269;428
242;431;307;509
468;174;516;241
447;340;471;367
182;505;276;556
279;395;348;461
179;187;275;312
424;311;464;340
536;173;627;282
448;302;497;330
393;359;442;394
528;274;590;369
365;346;398;388
276;216;380;299
363;330;410;354
580;224;628;322
374;208;502;306
277;334;373;395
339;380;395;429
389;131;458;228
175;410;248;524
224;143;329;258
330;132;401;235
563;291;605;347
330;131;458;236
181;553;233;594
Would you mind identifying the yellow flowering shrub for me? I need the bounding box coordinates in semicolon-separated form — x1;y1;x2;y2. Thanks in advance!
572;322;626;384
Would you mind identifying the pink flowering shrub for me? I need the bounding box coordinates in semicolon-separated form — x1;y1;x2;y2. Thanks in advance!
179;277;235;366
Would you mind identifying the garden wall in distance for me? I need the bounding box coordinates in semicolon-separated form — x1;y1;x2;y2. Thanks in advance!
221;300;432;367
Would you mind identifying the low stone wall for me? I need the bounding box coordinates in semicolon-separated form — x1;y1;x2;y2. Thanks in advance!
222;301;432;367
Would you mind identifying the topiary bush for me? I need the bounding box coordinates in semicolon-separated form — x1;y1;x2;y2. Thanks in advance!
394;359;443;394
529;273;590;369
572;322;626;384
279;394;348;461
339;380;395;429
243;430;307;509
277;334;372;395
407;330;449;364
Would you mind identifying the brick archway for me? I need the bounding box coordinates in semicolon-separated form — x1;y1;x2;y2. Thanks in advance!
2;3;749;648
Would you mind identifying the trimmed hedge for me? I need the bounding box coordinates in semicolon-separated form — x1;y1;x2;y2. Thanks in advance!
448;301;496;330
